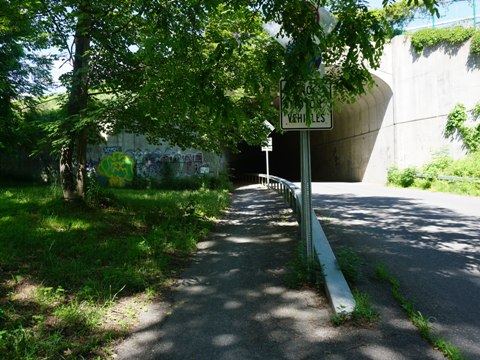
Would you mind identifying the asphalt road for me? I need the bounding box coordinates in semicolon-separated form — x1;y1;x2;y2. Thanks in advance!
309;182;480;360
115;184;444;360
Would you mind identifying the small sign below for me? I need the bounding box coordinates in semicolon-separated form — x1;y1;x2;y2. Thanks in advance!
261;137;273;152
280;79;333;131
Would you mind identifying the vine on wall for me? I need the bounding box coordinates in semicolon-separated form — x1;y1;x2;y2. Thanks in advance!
410;26;480;55
445;102;480;152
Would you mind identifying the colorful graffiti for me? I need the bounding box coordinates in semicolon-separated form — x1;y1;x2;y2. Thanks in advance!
124;148;206;179
103;146;122;155
97;152;135;187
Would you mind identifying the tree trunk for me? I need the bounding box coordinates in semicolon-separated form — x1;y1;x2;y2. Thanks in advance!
76;128;88;198
60;2;91;200
60;141;76;201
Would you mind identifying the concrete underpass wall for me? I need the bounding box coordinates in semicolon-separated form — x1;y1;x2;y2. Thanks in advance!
310;35;480;183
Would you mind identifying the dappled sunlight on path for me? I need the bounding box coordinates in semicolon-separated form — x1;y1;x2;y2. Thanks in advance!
115;184;444;360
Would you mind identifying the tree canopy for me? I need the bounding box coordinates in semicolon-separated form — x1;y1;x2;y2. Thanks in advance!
0;0;52;151
1;0;440;199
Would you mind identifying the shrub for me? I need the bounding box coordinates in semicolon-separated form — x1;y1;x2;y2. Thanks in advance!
471;30;480;56
387;166;402;185
387;166;417;187
399;167;417;187
85;174;116;207
422;155;453;179
445;103;480;153
411;26;475;55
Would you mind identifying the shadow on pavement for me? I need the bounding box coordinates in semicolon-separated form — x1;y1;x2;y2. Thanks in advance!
313;192;480;359
115;185;444;360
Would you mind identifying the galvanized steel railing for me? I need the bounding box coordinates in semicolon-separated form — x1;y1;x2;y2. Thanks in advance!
247;173;355;315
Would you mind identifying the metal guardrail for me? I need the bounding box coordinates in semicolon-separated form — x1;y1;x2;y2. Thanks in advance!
416;173;480;183
247;173;355;315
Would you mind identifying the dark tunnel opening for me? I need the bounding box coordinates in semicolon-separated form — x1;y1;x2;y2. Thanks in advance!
229;131;300;182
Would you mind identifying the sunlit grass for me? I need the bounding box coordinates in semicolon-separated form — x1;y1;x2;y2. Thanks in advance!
0;184;230;359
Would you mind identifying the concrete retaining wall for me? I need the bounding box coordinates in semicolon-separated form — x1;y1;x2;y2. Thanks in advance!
88;133;226;185
310;35;480;183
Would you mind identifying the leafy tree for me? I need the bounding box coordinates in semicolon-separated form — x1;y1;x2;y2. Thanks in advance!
38;0;147;199
4;0;440;200
0;0;52;152
371;0;421;36
106;2;283;152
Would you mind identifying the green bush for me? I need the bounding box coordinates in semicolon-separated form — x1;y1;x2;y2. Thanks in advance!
394;151;480;196
387;166;417;187
471;30;480;56
125;172;233;191
387;166;402;185
411;26;476;55
445;103;480;153
399;167;417;187
422;155;453;179
85;174;116;207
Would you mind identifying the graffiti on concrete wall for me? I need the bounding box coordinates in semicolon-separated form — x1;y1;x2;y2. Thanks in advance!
91;145;209;185
103;146;122;155
97;152;135;187
124;148;206;179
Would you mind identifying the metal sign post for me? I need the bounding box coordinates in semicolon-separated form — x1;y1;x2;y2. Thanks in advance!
300;131;313;262
263;1;337;265
261;137;273;186
266;149;270;186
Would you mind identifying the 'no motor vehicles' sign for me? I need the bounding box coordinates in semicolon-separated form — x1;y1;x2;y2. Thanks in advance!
280;79;333;131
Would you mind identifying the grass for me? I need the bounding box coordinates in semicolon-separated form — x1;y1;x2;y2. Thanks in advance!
374;264;465;360
331;290;379;326
287;243;379;327
387;151;480;196
330;246;379;326
335;246;362;285
286;243;324;291
0;183;230;359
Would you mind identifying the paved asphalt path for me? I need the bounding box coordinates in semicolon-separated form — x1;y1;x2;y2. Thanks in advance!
309;182;480;360
115;184;444;360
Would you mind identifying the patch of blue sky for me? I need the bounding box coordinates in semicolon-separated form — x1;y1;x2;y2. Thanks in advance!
367;0;478;30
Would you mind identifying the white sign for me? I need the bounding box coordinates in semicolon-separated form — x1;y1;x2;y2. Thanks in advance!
262;2;338;49
263;120;275;135
280;79;332;131
261;137;273;152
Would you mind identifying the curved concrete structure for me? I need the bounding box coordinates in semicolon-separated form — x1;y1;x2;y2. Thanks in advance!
310;35;480;183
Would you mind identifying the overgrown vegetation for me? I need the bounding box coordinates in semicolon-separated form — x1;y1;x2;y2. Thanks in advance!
445;103;480;153
387;101;480;194
330;290;380;326
387;166;417;188
387;151;480;195
471;30;480;55
335;246;363;285
286;244;324;291
410;27;480;55
286;243;378;326
0;183;230;359
374;264;465;360
328;246;379;326
127;165;233;192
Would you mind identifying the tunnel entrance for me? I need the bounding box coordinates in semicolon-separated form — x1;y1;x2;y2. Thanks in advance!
230;73;393;183
229;131;300;182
